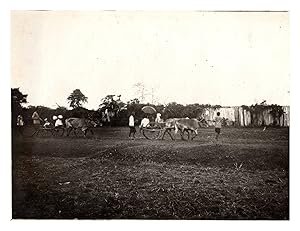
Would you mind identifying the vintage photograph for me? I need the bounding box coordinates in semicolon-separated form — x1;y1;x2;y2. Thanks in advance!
11;11;289;219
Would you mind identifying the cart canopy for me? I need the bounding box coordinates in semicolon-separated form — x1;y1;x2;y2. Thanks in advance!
141;106;157;114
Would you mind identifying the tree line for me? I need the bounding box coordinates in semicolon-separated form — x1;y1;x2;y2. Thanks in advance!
11;88;222;127
11;88;285;127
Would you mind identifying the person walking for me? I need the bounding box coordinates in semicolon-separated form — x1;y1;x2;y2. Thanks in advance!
214;112;222;143
16;114;24;136
128;112;136;139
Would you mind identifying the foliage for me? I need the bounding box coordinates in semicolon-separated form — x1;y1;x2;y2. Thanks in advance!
269;104;284;126
55;106;68;117
11;88;28;127
67;89;88;109
241;101;284;126
68;107;90;118
163;103;221;119
163;102;186;119
11;87;287;128
11;88;28;105
98;95;127;126
99;95;125;113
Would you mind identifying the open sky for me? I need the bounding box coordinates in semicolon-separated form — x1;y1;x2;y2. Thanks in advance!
11;11;289;109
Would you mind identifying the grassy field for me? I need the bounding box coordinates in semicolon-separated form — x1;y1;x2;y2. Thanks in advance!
12;126;289;219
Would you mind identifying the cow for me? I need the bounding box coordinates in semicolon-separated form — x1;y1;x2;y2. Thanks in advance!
65;117;98;137
174;118;209;140
161;118;191;140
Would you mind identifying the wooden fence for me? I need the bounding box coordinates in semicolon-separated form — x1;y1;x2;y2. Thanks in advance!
202;106;290;127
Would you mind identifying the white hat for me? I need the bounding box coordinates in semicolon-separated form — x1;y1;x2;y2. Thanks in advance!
53;115;58;120
58;115;63;119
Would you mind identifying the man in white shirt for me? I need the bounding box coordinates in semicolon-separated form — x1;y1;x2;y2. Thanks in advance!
128;112;136;139
139;117;150;132
214;112;222;142
55;115;64;128
155;113;163;123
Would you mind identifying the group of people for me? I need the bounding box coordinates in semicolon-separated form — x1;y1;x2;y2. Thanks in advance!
128;111;223;141
16;109;223;141
15;111;65;136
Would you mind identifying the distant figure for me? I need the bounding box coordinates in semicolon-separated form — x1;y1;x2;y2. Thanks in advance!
31;110;43;136
43;118;51;128
55;115;64;128
214;112;222;142
128;112;136;139
16;114;24;136
155;113;163;123
32;111;42;126
139;116;150;132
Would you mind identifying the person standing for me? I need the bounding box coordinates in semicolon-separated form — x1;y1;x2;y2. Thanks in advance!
214;112;222;143
31;110;43;136
128;112;136;139
16;114;24;136
32;110;42;126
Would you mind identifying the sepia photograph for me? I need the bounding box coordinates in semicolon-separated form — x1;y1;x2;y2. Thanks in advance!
11;10;290;220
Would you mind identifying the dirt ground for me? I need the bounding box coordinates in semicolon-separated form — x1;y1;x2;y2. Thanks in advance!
12;126;289;219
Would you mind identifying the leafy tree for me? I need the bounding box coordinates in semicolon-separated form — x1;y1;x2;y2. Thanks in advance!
69;107;90;118
269;104;284;126
184;104;206;119
248;101;284;126
127;98;140;105
163;102;185;119
67;89;88;109
11;88;27;109
99;95;126;125
99;95;125;114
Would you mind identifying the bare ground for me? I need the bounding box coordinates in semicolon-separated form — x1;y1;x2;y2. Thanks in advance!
12;127;289;219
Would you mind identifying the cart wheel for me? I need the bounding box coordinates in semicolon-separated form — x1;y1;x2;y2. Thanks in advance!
43;128;53;137
22;125;35;137
53;127;65;137
29;126;44;137
142;122;162;140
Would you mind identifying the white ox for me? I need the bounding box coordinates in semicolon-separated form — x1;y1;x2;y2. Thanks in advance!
174;118;209;140
65;117;98;137
161;118;191;140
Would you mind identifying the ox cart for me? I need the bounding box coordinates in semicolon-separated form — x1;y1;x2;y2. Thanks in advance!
33;126;65;137
140;106;209;141
23;124;65;137
140;106;174;140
